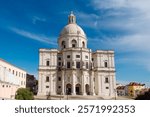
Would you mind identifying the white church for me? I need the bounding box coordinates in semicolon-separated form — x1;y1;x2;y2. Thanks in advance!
38;12;116;99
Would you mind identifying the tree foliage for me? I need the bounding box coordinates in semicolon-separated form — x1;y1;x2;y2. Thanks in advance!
135;89;150;100
15;88;34;100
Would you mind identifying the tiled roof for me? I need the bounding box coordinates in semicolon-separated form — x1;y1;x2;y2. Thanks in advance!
127;82;145;86
117;86;125;90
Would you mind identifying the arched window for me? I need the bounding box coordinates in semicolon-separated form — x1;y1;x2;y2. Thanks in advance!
61;41;66;49
82;41;85;48
72;39;77;48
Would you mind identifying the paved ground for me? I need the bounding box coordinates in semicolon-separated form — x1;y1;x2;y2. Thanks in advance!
34;95;133;100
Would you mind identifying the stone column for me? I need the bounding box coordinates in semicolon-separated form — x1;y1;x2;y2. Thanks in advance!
42;74;46;95
112;55;115;68
62;71;65;95
72;72;76;95
50;74;52;94
109;75;112;96
98;74;102;96
82;71;86;95
112;74;116;97
90;71;95;95
97;75;100;95
52;74;56;95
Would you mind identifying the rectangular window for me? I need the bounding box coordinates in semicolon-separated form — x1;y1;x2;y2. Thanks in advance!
86;62;88;69
46;76;49;82
85;55;88;59
67;62;71;68
106;87;109;89
58;77;61;81
92;58;94;61
58;62;61;66
105;77;109;83
76;62;80;68
46;86;49;88
104;61;108;67
67;55;70;58
76;55;80;58
16;71;18;76
58;57;61;60
72;44;75;48
58;86;61;89
46;61;50;66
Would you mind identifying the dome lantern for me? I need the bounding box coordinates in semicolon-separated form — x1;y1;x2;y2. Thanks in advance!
68;11;76;24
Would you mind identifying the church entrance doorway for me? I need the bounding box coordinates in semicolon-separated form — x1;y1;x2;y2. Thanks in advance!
85;84;90;95
66;84;72;95
75;84;81;95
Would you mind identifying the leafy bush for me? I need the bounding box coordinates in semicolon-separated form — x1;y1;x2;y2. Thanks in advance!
15;88;34;100
135;89;150;100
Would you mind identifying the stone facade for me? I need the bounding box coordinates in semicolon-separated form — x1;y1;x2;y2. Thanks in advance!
38;12;116;98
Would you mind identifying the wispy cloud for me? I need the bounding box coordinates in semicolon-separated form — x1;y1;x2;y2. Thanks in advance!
91;0;150;11
77;12;100;29
10;27;57;45
81;0;150;72
32;16;46;24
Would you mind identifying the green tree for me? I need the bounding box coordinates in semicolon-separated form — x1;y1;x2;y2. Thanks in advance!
15;88;34;100
135;89;150;100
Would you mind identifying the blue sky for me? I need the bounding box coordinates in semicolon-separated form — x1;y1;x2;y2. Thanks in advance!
0;0;150;87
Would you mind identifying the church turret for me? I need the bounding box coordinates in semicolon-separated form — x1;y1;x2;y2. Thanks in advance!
68;11;76;24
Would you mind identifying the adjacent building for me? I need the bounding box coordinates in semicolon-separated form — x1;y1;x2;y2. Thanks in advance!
116;86;126;96
38;12;116;99
127;82;145;97
0;59;26;99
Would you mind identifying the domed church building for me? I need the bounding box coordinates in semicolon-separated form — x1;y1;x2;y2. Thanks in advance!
38;12;116;98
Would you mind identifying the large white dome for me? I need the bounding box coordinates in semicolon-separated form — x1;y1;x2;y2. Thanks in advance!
60;23;86;37
58;12;87;49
